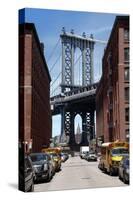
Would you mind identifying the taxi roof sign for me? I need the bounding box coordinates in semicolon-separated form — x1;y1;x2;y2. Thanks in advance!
101;141;129;148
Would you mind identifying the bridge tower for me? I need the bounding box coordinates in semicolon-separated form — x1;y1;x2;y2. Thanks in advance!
60;28;95;148
60;27;94;91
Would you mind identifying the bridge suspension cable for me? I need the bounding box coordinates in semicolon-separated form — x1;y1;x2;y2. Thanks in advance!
47;38;61;63
50;70;61;96
50;84;60;96
50;71;62;87
49;52;61;73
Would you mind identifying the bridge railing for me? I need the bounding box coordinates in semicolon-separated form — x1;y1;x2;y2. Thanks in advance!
64;82;98;97
50;82;99;104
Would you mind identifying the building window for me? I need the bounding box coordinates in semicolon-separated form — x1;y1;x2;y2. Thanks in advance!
124;68;129;81
125;107;129;122
124;48;129;62
125;87;129;101
125;129;129;141
124;29;129;41
109;110;113;121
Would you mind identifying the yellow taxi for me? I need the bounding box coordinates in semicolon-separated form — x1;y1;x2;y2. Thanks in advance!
42;147;62;172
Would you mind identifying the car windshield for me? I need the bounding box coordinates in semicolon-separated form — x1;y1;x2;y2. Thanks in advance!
49;153;56;156
89;151;95;154
111;148;129;155
30;154;47;162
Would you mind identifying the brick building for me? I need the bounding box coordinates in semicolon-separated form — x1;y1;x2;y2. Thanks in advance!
19;23;51;153
96;16;129;143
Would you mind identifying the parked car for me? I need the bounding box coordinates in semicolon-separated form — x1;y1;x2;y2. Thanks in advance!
30;153;53;182
118;156;129;184
60;153;69;162
49;153;61;172
49;153;57;174
19;153;34;192
85;151;97;161
98;156;104;170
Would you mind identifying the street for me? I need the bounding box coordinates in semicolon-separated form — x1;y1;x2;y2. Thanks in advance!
34;155;126;192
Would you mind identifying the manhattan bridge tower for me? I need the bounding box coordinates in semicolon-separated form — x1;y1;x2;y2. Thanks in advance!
60;27;95;148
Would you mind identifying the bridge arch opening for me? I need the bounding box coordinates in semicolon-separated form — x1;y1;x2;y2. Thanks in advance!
74;48;82;86
74;114;82;144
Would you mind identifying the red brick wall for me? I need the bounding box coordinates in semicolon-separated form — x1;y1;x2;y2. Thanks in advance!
24;34;32;142
31;32;51;152
19;32;32;153
96;80;104;141
96;16;129;143
19;23;51;153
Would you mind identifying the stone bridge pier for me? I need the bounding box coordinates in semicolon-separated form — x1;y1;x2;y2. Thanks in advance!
60;105;95;150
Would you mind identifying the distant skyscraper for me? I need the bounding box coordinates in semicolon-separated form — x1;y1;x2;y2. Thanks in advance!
75;123;82;144
76;123;81;135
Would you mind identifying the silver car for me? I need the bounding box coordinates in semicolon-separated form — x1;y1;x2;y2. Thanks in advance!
30;153;53;182
118;156;129;184
85;151;97;161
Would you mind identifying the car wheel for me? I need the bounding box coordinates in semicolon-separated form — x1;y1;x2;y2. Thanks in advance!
123;171;129;184
118;170;122;180
46;171;52;182
57;165;61;172
109;167;114;176
102;164;107;173
100;163;103;170
98;163;101;169
29;181;34;192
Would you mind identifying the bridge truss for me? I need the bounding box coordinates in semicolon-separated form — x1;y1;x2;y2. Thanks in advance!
50;28;106;149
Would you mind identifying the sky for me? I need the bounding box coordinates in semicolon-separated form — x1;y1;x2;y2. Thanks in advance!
20;8;119;137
